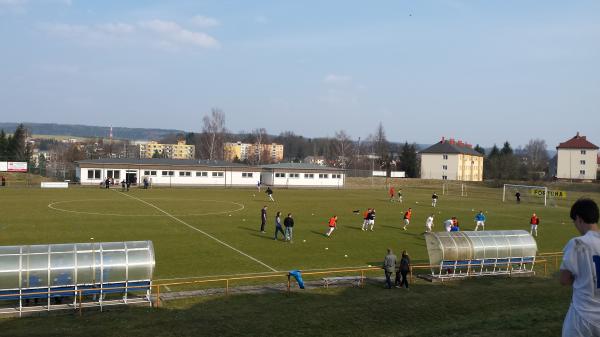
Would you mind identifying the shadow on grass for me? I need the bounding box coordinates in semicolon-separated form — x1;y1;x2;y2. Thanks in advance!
250;233;277;241
309;230;327;237
0;276;568;337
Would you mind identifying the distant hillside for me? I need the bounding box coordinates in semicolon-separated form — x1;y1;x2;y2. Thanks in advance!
0;122;185;141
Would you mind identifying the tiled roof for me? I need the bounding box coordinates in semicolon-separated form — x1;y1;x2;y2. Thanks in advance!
419;141;483;156
557;133;598;149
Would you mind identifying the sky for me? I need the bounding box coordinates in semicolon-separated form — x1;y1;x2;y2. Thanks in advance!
0;0;599;148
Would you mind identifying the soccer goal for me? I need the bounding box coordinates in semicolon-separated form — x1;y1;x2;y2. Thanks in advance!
442;182;467;197
502;184;547;206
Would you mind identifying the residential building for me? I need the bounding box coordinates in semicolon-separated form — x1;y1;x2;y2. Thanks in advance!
420;138;484;181
303;156;326;166
224;142;284;163
555;132;598;181
137;140;195;159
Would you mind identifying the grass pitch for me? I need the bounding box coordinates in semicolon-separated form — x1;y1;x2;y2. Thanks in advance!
0;183;592;279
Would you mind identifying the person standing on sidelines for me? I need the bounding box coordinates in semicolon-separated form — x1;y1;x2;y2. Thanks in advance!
382;248;397;289
257;181;261;192
403;208;412;230
397;189;403;203
560;198;600;337
389;186;395;202
325;215;338;237
399;250;411;289
273;211;285;240
530;213;540;237
260;206;268;233
284;213;294;242
425;214;435;233
474;211;486;231
515;191;521;203
266;187;275;202
431;193;439;207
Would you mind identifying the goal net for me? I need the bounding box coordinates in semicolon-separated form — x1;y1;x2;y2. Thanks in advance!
503;184;547;206
442;182;467;197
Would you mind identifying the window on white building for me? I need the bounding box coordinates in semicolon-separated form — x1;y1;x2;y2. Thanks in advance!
581;150;587;155
443;154;448;160
242;172;253;178
332;174;341;179
580;160;586;165
442;175;448;180
319;174;329;179
179;171;191;177
107;170;120;179
580;170;586;175
442;165;448;170
304;173;314;179
88;170;101;179
162;171;174;176
212;172;224;177
275;173;285;178
289;173;299;178
196;171;208;177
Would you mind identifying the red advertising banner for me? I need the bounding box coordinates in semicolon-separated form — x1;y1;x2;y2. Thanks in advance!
7;162;28;172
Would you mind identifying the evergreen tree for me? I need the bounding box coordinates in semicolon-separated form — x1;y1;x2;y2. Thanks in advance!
7;124;27;161
473;144;486;155
400;142;419;178
0;130;7;161
38;153;47;176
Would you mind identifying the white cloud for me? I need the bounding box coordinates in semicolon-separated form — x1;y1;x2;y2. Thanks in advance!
191;15;220;28
97;23;135;35
323;74;352;84
138;19;219;49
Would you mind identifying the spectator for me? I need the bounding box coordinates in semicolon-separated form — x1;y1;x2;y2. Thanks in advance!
399;250;411;289
284;213;294;242
383;248;397;289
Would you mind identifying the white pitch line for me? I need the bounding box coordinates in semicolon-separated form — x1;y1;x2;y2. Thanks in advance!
117;191;278;272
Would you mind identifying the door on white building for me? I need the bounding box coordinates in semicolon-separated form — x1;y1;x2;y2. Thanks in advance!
126;170;138;185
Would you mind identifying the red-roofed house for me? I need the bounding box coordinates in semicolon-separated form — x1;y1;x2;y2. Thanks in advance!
556;132;598;180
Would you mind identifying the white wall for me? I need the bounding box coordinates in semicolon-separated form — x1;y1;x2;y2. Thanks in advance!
557;149;598;180
267;171;344;187
421;154;459;180
78;167;261;186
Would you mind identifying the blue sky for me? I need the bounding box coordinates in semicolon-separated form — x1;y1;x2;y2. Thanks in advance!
1;0;599;147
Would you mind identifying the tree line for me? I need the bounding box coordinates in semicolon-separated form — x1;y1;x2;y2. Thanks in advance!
0;124;32;163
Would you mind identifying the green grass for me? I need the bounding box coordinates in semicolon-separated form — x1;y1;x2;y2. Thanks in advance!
0;276;571;336
0;184;594;279
0;182;595;335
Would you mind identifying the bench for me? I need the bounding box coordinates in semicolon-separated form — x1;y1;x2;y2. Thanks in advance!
322;276;364;288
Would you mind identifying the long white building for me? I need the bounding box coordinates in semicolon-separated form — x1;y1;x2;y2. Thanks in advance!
556;133;598;181
75;159;345;188
76;159;260;187
259;163;345;187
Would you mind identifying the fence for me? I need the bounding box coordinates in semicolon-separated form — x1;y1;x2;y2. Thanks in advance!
0;252;564;317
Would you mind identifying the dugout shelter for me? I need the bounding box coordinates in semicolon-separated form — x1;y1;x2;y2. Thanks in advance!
0;241;155;316
424;230;537;280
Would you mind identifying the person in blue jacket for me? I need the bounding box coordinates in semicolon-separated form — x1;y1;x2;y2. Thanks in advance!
474;211;486;231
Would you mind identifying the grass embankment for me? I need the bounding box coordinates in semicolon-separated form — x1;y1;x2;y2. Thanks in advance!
0;275;571;337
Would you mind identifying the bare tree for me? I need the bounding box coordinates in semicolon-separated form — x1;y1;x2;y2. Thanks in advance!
250;128;269;164
333;130;354;168
524;138;549;171
373;122;389;160
200;108;227;160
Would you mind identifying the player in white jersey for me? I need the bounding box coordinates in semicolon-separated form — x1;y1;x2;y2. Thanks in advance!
444;218;454;232
425;214;434;233
560;198;600;337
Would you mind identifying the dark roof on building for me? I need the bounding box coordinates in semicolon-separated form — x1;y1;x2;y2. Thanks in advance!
260;163;344;171
419;141;483;156
76;158;250;168
556;133;599;150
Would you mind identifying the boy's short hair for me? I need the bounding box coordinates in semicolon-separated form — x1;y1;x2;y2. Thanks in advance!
570;198;599;224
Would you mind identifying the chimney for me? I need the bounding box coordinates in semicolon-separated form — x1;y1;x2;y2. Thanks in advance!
441;136;445;144
576;131;580;137
449;138;455;145
458;140;464;147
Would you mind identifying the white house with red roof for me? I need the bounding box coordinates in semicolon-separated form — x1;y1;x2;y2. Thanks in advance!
556;132;598;180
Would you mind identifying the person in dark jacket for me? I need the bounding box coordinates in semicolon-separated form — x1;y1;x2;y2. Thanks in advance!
399;250;411;289
260;206;268;233
283;213;294;242
274;211;285;240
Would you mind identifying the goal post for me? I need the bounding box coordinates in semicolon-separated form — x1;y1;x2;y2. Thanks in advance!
442;182;467;197
503;184;547;206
